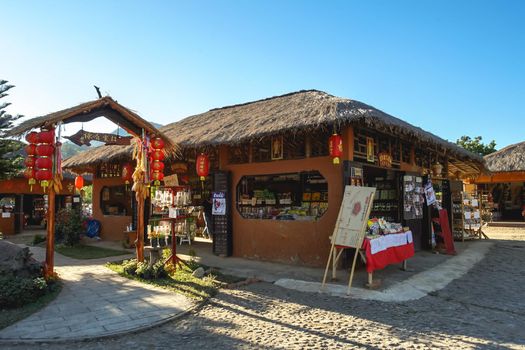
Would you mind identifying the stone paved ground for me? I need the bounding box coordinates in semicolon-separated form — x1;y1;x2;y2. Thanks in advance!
0;246;194;341
4;228;525;349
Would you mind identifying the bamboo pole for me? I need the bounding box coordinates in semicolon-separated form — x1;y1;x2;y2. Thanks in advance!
136;197;144;262
45;188;56;278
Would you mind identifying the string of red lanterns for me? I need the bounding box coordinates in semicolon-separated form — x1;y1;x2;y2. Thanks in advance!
150;137;165;186
35;128;55;191
24;131;38;191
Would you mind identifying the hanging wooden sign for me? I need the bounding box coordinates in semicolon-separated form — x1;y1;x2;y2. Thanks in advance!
366;137;375;163
378;152;393;168
64;129;132;146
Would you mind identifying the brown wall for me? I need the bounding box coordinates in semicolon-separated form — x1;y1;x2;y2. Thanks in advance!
92;177;132;241
222;155;343;267
0;177;76;196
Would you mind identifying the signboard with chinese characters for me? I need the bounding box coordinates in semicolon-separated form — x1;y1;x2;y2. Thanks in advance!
378;152;392;168
331;185;376;248
64;130;131;146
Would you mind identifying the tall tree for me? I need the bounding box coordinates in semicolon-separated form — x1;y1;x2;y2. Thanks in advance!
0;80;24;179
456;136;497;156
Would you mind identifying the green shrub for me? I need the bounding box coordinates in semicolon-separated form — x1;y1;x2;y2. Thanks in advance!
32;234;46;245
0;276;58;309
55;208;84;246
122;259;138;275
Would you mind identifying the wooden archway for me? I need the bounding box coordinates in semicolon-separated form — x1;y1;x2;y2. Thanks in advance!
6;96;177;277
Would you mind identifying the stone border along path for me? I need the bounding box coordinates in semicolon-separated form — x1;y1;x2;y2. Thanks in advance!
0;246;195;343
275;241;494;301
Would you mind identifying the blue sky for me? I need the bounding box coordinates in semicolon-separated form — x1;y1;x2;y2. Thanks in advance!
2;0;524;148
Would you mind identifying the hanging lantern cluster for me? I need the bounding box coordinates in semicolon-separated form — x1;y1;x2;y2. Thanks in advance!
24;131;39;191
35;128;55;191
328;133;343;165
196;153;209;181
150;137;165;186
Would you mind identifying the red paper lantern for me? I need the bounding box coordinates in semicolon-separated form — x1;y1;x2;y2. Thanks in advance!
35;157;53;170
328;133;343;165
122;163;133;184
25;131;39;144
24;157;36;168
75;176;84;190
151;137;165;149
25;144;36;156
35;169;52;181
24;168;35;180
36;144;55;157
196;153;209;181
37;129;55;144
152;161;164;172
151;150;165;161
151;172;164;181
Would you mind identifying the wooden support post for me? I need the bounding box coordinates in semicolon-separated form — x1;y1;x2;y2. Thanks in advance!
44;188;56;278
136;197;145;262
347;248;360;294
322;242;335;287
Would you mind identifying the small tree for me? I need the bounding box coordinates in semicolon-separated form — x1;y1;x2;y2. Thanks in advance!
456;136;497;156
0;80;24;179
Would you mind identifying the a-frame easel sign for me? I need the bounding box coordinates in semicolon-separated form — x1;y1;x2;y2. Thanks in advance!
322;185;376;294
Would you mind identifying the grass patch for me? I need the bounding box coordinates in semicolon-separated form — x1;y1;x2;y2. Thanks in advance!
56;244;131;259
0;281;62;330
106;260;243;301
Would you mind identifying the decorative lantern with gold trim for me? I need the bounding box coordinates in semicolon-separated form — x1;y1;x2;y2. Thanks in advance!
196;153;209;181
24;134;38;191
328;133;343;165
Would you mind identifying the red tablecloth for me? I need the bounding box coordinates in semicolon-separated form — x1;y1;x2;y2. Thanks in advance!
361;232;415;273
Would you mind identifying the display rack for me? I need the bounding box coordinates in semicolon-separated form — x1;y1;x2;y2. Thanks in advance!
452;192;466;240
459;193;483;240
370;176;399;222
479;190;493;223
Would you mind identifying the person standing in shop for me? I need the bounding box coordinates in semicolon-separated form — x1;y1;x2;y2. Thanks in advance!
202;198;213;240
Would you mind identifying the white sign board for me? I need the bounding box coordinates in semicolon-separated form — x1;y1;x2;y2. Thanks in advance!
331;186;376;248
424;182;437;206
212;192;226;216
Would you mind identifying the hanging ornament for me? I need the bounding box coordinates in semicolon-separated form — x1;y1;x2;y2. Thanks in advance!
150;137;165;187
196;153;210;181
121;163;133;185
35;128;55;191
74;176;84;191
328;133;343;165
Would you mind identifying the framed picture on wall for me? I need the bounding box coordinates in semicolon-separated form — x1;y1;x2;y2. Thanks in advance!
271;136;284;160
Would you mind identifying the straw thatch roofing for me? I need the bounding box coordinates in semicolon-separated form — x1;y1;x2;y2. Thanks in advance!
63;90;484;173
5;96;176;152
484;141;525;172
161;90;481;161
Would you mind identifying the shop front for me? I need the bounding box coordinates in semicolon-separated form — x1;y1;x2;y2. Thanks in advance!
0;176;80;235
63;90;485;267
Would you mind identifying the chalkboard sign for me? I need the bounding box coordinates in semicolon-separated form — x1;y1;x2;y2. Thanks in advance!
212;171;232;256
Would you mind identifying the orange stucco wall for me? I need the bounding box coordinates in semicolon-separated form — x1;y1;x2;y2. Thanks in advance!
222;155;343;267
92;177;132;241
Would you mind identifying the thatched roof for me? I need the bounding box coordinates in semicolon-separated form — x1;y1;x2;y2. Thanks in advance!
62;145;132;174
5;96;176;152
63;90;484;173
484;141;525;172
161;90;481;161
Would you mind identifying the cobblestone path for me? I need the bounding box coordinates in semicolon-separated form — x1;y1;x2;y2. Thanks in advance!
5;229;525;349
